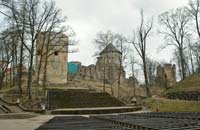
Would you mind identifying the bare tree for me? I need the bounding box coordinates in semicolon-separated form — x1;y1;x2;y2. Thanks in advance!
191;42;200;72
93;31;129;96
93;30;115;91
159;8;191;80
93;30;115;56
115;34;128;98
131;9;153;97
0;0;26;95
0;29;21;89
188;0;200;38
34;1;67;86
172;49;182;79
0;0;74;99
0;33;13;89
146;57;158;86
129;55;138;97
187;41;195;74
33;2;77;95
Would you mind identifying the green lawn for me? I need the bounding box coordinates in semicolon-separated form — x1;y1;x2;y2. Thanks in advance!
144;97;200;112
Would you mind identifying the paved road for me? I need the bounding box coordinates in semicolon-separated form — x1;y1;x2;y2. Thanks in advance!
0;115;53;130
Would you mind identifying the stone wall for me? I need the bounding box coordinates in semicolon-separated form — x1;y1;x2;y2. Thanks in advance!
166;91;200;101
35;32;68;84
69;53;125;85
95;52;125;84
78;65;96;80
68;44;126;85
156;64;176;87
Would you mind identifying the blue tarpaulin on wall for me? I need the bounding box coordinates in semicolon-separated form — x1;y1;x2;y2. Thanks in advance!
67;62;79;74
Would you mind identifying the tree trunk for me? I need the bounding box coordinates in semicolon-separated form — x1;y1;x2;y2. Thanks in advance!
0;74;4;89
197;57;200;66
27;51;34;100
42;45;49;96
36;38;46;85
35;50;43;96
18;43;23;96
14;44;18;88
0;81;3;89
190;55;195;74
189;44;195;74
103;58;106;92
195;14;200;38
42;57;48;96
117;59;122;98
36;58;42;85
179;48;186;80
143;57;151;97
110;84;114;96
131;63;136;97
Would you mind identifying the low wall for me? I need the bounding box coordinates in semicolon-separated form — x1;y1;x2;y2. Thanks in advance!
166;91;200;101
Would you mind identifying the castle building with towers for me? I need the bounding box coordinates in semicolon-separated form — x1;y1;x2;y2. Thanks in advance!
68;43;126;84
35;32;126;85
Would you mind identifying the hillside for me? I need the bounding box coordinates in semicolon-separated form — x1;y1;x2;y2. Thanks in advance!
166;74;200;93
144;74;200;112
144;97;200;112
164;74;200;100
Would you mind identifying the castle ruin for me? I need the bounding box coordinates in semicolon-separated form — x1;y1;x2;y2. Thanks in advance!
35;32;68;84
156;64;176;87
68;44;126;85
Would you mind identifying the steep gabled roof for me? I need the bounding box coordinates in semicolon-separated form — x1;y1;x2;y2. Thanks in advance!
100;43;121;55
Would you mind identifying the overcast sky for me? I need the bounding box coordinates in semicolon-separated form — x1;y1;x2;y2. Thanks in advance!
55;0;188;66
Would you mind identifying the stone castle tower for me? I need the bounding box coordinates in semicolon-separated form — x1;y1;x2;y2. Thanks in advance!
68;43;125;84
156;64;176;87
95;43;125;84
35;32;68;84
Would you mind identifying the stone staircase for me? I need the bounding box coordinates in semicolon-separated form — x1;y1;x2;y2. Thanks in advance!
47;89;125;109
0;104;12;113
0;98;23;114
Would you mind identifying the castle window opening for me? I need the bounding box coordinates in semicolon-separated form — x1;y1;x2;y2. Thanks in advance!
54;51;59;56
37;50;41;55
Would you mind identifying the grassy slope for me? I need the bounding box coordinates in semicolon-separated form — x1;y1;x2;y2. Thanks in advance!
144;74;200;112
166;74;200;94
144;97;200;112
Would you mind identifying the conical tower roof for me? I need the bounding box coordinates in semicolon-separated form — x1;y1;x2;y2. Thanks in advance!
100;43;121;55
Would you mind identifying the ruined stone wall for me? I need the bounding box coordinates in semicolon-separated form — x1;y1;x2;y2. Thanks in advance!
45;52;67;83
75;65;95;80
156;64;176;87
69;51;125;85
68;44;126;85
164;64;176;86
126;76;137;88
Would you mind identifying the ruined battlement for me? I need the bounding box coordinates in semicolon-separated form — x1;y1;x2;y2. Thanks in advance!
156;63;176;87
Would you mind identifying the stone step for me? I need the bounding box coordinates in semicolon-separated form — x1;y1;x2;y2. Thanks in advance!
51;107;141;115
0;105;11;113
